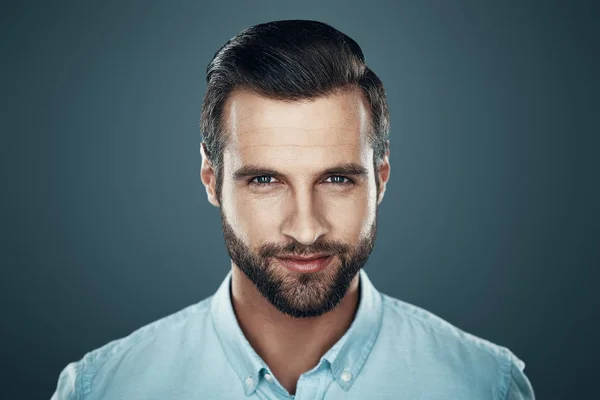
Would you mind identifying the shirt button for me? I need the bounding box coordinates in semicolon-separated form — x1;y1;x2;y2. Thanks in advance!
264;373;274;383
245;376;254;387
341;371;352;382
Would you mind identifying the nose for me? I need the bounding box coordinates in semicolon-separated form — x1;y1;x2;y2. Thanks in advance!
280;188;328;245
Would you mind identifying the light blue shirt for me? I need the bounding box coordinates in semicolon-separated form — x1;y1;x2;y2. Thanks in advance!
51;269;535;399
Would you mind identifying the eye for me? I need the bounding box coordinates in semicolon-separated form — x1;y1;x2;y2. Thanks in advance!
248;175;354;188
250;175;280;186
324;175;354;185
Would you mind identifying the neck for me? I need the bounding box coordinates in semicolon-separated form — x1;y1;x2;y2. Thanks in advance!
230;265;360;395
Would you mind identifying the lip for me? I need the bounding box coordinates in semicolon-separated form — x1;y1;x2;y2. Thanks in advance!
278;253;332;261
276;255;333;273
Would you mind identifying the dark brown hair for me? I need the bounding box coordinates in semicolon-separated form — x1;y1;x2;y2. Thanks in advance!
200;20;390;200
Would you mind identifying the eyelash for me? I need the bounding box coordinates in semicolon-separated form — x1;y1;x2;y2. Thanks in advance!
249;175;354;187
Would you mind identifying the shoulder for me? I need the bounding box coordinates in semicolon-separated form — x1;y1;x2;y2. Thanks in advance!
85;295;213;367
375;293;533;399
380;293;512;360
51;296;214;399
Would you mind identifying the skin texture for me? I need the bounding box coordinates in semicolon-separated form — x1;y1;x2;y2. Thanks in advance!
200;88;390;394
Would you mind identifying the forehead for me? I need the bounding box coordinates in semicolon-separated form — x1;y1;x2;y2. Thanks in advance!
222;89;373;171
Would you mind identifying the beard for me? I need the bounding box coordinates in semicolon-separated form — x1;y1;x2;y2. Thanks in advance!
219;206;378;319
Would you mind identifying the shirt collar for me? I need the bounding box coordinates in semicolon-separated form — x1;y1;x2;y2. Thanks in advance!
210;268;383;395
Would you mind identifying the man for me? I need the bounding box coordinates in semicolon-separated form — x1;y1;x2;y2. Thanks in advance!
52;20;535;399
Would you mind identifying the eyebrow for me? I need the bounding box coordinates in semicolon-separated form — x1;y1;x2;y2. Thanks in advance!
232;162;369;182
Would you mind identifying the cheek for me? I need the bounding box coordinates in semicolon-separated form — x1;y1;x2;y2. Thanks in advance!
222;186;280;245
329;191;375;241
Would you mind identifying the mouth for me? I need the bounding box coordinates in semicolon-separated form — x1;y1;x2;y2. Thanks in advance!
275;254;334;273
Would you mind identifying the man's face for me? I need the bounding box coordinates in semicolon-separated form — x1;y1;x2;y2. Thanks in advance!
209;88;387;318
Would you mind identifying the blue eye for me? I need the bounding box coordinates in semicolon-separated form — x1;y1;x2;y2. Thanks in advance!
250;176;279;186
249;175;353;187
325;176;352;185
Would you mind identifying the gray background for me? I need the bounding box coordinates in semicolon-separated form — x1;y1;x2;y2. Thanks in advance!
1;1;598;399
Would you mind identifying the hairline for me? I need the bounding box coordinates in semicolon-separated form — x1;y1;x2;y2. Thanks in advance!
216;85;378;164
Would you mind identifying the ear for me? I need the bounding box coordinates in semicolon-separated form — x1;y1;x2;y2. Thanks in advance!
200;142;220;207
377;141;391;205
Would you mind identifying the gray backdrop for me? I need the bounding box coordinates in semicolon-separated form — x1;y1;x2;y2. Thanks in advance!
1;1;598;399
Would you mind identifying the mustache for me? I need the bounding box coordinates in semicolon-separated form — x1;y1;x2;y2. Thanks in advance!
258;240;351;259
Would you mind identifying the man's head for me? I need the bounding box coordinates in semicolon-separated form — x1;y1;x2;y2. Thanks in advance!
200;20;390;318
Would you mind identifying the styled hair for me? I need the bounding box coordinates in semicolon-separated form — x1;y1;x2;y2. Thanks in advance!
200;20;390;200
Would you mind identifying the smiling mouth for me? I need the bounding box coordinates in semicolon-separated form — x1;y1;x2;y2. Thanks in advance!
275;255;334;273
278;253;332;261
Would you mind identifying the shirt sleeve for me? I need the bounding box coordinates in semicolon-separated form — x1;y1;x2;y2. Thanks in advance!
50;361;80;400
505;354;535;400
